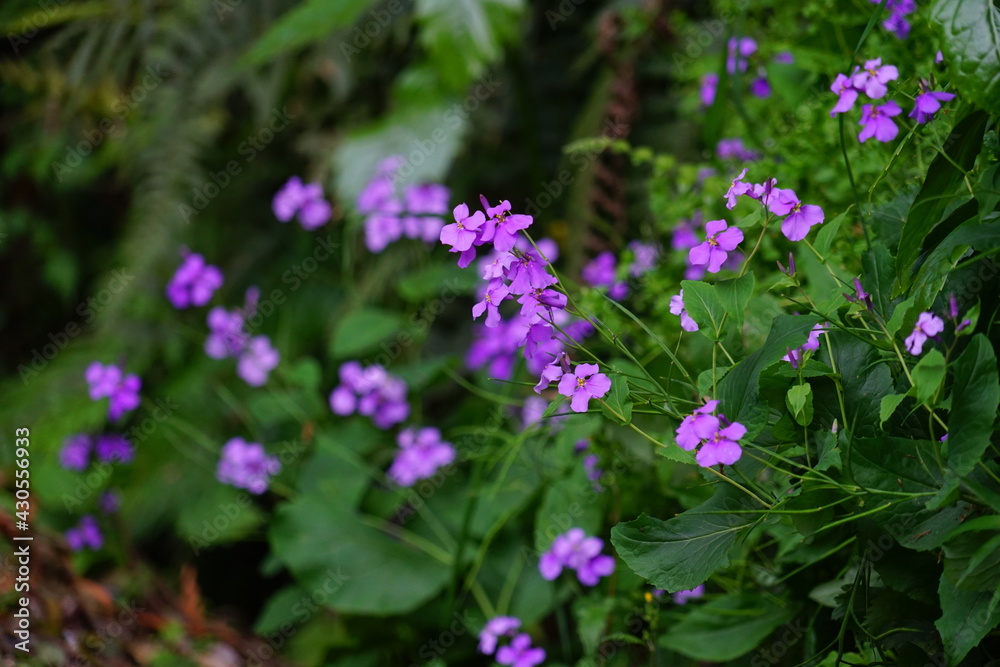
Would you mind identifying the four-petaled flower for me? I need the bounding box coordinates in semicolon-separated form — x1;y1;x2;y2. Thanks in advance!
829;73;859;116
859;101;902;143
852;58;899;98
479;617;521;655
689;220;744;273
496;634;546;667
473;279;511;328
910;90;955;124
768;189;825;241
675;400;746;468
905;312;944;355
556;363;612;413
440;203;486;259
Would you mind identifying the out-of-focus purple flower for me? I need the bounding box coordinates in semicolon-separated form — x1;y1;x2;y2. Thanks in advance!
479;617;521;655
905;312;945;355
830;73;860;117
557;363;612;413
273;176;308;221
627;241;660;277
749;75;771;98
859;101;902;143
672;216;702;250
387;427;456;487
166;251;223;309
273;176;331;229
783;323;827;366
717;138;759;162
673;584;706;605
236;336;279;387
359;159;451;252
85;362;141;421
774;52;794;64
495;634;546;667
329;362;409;429
935;51;944;64
583;453;603;486
60;434;92;471
910;89;955;124
539;527;615;586
883;12;911;39
852;59;899;99
582;251;628;299
216;437;280;494
700;73;719;107
66;515;103;551
95;434;134;464
205;307;248;359
726;36;757;74
669;291;699;332
99;490;121;514
521;396;549;430
689;220;744;273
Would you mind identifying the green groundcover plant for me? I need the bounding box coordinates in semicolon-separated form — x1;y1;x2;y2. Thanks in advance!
3;0;1000;665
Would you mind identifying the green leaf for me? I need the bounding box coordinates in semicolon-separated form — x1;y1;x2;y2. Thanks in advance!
936;575;1000;666
911;220;1000;312
573;596;617;658
715;273;756;335
734;207;762;230
600;374;633;425
896;109;990;291
396;262;476;303
269;497;451;616
879;394;907;426
534;468;604;553
718;315;822;437
947;335;1000;476
610;488;761;593
240;0;376;66
861;243;896;320
909;349;947;406
976;162;1000;213
330;307;401;358
680;280;725;341
931;0;1000;116
785;383;814;427
658;593;798;662
943;530;1000;592
814;210;848;257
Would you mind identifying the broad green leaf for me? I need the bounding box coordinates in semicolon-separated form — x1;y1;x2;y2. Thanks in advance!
785;383;814;427
828;332;894;438
600;373;633;425
909;349;947;406
814;210;847;257
943;531;1000;592
254;586;311;634
896;109;989;291
911;220;1000;312
269;497;451;616
610;488;761;593
680;280;726;341
718;315;822;436
936;575;1000;666
879;394;907;426
947;335;1000;476
861;243;896;320
715;273;756;334
976;162;1000;213
658;593;798;662
534;468;604;553
330;307;401;358
573;596;617;658
241;0;376;66
931;0;1000;115
734;207;762;230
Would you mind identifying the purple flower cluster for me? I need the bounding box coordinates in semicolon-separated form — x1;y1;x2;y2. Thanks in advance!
627;241;660;277
716;137;760;162
165;250;223;309
272;176;332;230
205;289;280;387
581;251;628;300
357;156;451;252
539;527;616;585
85;362;141;421
831;59;954;142
387;427;455;487
676;400;747;467
478;617;545;667
216;437;281;494
783;323;827;369
535;356;612;414
100;490;121;514
61;433;135;469
726;169;825;241
869;0;916;39
669;291;699;332
329;361;409;429
673;584;706;605
66;515;103;552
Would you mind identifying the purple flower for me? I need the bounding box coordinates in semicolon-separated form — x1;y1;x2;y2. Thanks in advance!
675;400;746;467
273;176;331;229
85;362;141;421
205;307;249;358
774;52;794;64
329;362;409;429
716;138;759;162
496;634;546;667
726;36;757;74
60;434;92;471
749;75;771;99
936;51;944;65
95;434;134;464
725;168;752;209
675;400;720;451
830;73;860;117
539;527;615;585
298;198;332;230
236;336;279;387
783;323;827;366
844;277;874;311
273;176;308;221
905;312;945;355
581;251;628;298
696;421;747;467
216;437;281;494
387;427;456;487
440;203;486;254
480;197;534;253
473;279;511;327
66;515;103;552
166;251;223;309
99;491;121;514
479;617;521;655
627;241;660;277
883;12;911;39
859;101;902;143
688;220;744;273
557;363;612;413
673;584;706;605
669;291;699;332
910;90;956;124
700;73;719;107
852;59;899;99
768;189;825;241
